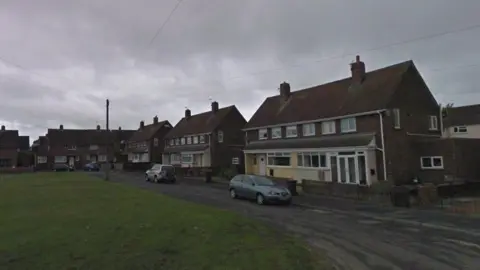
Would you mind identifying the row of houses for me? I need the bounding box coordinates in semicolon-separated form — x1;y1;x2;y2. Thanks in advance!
2;55;480;187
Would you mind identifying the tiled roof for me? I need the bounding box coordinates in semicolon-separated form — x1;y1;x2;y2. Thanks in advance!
128;120;171;142
443;104;480;127
165;105;240;138
18;136;30;150
0;130;19;148
46;128;136;146
244;133;376;150
245;60;414;129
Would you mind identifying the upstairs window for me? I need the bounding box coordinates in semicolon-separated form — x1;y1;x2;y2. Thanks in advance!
302;123;315;136
286;125;298;138
429;116;438;130
199;135;205;144
193;136;199;144
218;131;224;143
392;108;401;129
340;118;356;133
259;129;268;140
175;138;180;145
321;121;335;134
181;138;185;145
169;139;174;146
153;138;159;146
187;137;192;144
453;126;467;133
271;127;282;139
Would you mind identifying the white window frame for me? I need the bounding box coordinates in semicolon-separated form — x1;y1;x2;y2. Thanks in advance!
153;138;159;146
181;154;193;164
181;138;185;145
420;156;443;169
340;117;357;133
66;145;77;150
429;115;438;131
302;123;315;136
175;138;180;145
98;155;107;162
266;152;291;167
321;121;336;134
199;135;205;144
453;126;467;133
258;129;268;140
297;152;329;169
169;139;174;146
37;156;47;164
218;131;224;143
392;108;401;129
193;136;199;144
187;137;192;144
271;127;282;139
286;125;298;138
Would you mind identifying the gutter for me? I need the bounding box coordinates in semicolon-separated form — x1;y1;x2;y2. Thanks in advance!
377;111;388;182
242;109;387;131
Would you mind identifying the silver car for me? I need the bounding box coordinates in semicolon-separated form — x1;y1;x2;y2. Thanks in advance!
229;174;292;205
145;164;176;184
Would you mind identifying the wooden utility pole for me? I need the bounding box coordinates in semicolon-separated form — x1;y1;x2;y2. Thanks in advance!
105;99;110;181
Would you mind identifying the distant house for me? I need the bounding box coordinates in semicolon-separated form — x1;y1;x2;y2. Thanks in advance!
163;101;246;174
125;116;172;165
442;104;480;139
32;124;135;170
243;56;446;187
0;125;32;168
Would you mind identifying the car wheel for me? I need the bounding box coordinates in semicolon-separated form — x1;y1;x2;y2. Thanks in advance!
145;174;150;182
230;189;237;199
256;193;265;205
153;175;158;183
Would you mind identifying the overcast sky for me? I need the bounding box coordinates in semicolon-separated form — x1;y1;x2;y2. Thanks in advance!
1;0;480;141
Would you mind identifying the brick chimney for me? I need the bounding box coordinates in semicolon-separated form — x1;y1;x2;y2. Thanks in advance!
96;125;101;130
185;108;191;119
350;55;366;84
118;126;122;130
59;124;64;130
211;101;219;113
1;125;5;131
279;82;291;100
140;121;145;129
153;115;158;124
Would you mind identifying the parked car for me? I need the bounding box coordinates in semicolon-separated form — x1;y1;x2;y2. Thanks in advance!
229;174;292;205
53;163;74;172
83;162;100;172
145;164;176;184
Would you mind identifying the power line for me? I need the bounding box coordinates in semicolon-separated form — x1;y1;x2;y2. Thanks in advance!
147;0;184;48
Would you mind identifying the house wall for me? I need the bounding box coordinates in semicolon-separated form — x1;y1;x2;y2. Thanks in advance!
149;125;172;163
443;124;480;139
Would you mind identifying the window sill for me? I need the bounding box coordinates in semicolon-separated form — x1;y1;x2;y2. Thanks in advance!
341;130;357;133
393;127;401;130
421;167;444;170
285;136;298;138
267;165;292;168
303;133;315;137
297;166;330;170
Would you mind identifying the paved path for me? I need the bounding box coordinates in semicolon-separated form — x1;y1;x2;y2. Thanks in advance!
94;171;480;270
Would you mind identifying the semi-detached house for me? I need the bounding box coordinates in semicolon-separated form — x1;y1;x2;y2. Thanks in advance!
243;56;445;187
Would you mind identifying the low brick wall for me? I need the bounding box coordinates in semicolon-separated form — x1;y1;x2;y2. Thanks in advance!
0;167;35;174
301;180;391;203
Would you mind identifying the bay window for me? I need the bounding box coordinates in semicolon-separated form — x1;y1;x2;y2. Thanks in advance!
297;152;328;168
267;152;291;166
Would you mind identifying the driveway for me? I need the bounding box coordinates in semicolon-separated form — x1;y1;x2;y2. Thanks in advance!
96;171;480;270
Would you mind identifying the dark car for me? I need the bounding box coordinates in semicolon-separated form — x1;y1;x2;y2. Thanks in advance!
229;174;292;205
84;162;100;172
53;163;74;172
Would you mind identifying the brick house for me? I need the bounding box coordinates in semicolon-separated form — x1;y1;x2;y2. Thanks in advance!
125;116;172;166
243;56;445;186
0;125;31;168
33;124;135;170
163;101;246;174
442;104;480;139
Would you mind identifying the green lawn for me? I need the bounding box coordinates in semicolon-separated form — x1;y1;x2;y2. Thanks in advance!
0;173;327;270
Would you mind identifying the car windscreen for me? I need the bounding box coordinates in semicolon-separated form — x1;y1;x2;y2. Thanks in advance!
151;164;161;170
161;166;174;173
253;176;275;186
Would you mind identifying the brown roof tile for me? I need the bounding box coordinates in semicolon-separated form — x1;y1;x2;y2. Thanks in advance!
47;128;136;146
128;120;171;142
165;105;240;138
18;136;30;151
443;104;480;127
245;60;413;129
0;130;19;148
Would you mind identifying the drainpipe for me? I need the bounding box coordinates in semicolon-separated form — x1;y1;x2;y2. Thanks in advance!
439;104;444;137
378;111;388;182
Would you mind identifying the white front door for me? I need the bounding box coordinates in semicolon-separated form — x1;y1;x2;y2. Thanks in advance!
258;155;267;175
338;155;357;184
68;157;74;166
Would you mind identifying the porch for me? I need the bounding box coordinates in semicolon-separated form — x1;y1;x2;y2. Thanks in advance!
163;145;210;168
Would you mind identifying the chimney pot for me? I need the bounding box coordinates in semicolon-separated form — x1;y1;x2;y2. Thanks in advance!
118;126;122;130
140;121;145;129
96;125;101;130
185;108;191;119
350;55;366;84
59;124;64;130
211;101;219;113
153;115;159;124
279;81;291;100
1;125;5;131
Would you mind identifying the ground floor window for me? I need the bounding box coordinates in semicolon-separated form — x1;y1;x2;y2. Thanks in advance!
98;155;107;162
267;152;290;166
181;154;193;164
0;158;12;168
37;156;47;164
54;156;67;163
420;156;443;169
297;152;328;168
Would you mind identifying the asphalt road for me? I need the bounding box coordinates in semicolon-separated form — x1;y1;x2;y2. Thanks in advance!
94;172;480;270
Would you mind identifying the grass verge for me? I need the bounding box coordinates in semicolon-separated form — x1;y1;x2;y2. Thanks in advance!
0;172;328;270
